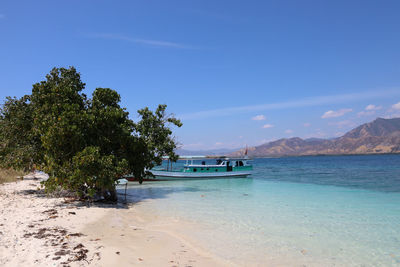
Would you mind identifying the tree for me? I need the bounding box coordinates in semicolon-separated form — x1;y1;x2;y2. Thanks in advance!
0;67;182;201
0;95;42;171
132;105;182;182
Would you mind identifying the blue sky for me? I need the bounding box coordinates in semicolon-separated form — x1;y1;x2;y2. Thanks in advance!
1;0;400;150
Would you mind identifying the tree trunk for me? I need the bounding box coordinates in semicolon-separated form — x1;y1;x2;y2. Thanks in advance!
108;187;118;202
102;187;118;202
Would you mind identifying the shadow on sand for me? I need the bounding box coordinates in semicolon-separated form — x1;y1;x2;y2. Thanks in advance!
119;185;217;203
18;183;214;211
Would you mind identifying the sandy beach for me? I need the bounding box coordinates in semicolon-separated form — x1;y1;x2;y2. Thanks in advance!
0;174;228;267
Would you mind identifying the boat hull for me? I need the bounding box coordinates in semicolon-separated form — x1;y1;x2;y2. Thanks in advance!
149;170;251;180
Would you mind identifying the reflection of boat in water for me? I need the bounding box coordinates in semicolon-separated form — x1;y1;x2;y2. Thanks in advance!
149;156;253;180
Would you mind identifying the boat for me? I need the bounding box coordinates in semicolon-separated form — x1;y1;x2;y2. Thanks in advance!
148;156;253;180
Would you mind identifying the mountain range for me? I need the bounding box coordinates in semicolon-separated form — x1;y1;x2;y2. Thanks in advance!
229;118;400;157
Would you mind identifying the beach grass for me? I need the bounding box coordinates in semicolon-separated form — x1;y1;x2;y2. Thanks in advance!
0;168;26;184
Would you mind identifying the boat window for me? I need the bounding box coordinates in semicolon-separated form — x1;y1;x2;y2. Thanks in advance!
215;169;218;172
239;161;244;166
202;161;206;165
193;168;197;172
206;168;209;170
201;168;204;171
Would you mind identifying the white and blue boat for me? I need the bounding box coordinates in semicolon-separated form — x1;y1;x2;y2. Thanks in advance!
149;156;253;180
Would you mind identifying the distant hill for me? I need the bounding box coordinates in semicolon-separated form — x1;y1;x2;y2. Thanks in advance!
230;118;400;157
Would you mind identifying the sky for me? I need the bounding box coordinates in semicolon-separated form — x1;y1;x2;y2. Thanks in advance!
1;0;400;150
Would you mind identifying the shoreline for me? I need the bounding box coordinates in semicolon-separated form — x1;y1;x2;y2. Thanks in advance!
0;176;228;266
83;199;232;266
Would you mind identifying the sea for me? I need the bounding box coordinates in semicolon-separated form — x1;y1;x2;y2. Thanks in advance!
123;155;400;266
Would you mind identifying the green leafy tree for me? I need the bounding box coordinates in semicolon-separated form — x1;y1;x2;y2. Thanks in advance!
0;95;42;171
0;67;182;201
132;105;183;181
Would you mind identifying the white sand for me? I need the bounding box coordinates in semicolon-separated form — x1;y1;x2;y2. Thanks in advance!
0;175;228;266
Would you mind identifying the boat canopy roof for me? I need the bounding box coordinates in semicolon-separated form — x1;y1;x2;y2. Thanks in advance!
162;155;251;160
162;155;206;160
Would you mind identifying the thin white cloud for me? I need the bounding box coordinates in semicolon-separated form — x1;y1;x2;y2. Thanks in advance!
134;39;190;49
358;104;382;117
357;110;375;117
335;132;345;137
215;142;223;146
251;115;266;121
384;113;400;119
392;102;400;110
303;122;311;127
328;120;356;128
321;108;352;119
85;33;193;49
262;124;274;129
304;130;327;139
179;89;400;120
182;143;204;149
285;129;293;134
365;104;382;111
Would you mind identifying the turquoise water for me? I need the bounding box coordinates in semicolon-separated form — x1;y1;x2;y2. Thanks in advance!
124;155;400;266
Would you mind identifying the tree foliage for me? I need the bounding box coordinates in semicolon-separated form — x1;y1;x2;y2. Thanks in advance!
0;95;42;171
0;67;181;201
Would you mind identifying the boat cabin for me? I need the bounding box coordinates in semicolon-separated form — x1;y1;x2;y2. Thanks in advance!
182;157;252;173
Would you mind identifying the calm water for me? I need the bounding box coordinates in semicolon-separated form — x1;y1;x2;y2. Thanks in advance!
124;155;400;266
